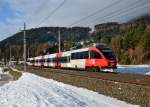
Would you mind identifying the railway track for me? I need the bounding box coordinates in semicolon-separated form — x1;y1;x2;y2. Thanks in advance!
16;66;150;86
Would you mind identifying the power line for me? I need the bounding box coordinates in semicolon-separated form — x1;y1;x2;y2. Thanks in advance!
36;0;67;27
17;0;67;57
98;0;149;20
107;2;150;22
23;23;26;72
25;0;48;23
68;0;122;27
83;0;150;26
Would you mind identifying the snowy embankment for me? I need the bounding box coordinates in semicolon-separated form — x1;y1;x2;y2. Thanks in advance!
0;73;139;107
117;65;150;75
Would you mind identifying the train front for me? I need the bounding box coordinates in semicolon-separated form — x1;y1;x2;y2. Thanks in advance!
86;44;117;72
96;45;117;71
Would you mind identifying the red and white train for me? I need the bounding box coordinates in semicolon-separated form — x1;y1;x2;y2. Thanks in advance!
27;43;117;72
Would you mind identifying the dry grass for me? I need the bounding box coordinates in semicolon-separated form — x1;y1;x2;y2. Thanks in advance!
9;68;22;80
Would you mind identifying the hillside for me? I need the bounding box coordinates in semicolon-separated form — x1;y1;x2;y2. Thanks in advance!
0;27;91;46
0;27;91;60
94;16;150;37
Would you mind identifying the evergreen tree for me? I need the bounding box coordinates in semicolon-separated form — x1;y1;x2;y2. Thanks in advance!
143;29;150;60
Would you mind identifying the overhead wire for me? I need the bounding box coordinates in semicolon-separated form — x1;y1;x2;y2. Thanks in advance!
83;0;150;26
15;0;67;30
16;0;67;42
105;1;150;23
67;0;122;27
36;0;67;27
25;0;48;24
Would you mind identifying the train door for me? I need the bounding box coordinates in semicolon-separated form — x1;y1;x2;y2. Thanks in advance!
41;56;45;68
54;52;63;68
32;58;35;67
67;55;71;68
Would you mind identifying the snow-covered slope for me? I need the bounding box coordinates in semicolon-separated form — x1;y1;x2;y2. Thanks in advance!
0;73;139;107
117;65;150;75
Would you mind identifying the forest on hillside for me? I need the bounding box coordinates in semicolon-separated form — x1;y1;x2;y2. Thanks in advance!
0;27;91;62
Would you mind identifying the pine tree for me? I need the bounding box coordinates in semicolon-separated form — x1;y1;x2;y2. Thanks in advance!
143;29;150;60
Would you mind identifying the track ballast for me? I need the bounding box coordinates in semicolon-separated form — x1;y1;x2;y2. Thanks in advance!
17;66;150;86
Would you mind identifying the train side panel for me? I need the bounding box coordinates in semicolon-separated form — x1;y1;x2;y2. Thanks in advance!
70;48;88;69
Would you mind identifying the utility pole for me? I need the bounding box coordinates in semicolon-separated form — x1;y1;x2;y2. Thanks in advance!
23;23;26;72
58;30;61;53
28;48;29;58
9;46;11;62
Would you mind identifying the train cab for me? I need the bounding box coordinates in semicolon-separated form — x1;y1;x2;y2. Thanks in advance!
85;44;117;71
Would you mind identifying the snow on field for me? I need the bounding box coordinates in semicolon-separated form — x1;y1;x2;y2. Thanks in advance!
0;73;139;107
117;65;150;75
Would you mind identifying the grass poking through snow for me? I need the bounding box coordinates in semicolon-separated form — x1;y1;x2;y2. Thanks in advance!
9;69;22;80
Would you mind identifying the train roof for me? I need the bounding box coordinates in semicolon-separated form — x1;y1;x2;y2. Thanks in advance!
70;47;89;53
29;43;112;59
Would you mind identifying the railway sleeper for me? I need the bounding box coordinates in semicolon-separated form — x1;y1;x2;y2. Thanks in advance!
86;67;101;72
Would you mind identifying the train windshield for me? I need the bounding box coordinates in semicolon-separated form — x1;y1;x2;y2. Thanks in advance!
97;47;116;60
102;51;115;60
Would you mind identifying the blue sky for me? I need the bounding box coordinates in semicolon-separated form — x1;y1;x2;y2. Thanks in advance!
0;2;22;25
0;2;13;23
0;0;150;41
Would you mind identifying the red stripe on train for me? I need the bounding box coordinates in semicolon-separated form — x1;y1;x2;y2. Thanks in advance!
54;52;63;68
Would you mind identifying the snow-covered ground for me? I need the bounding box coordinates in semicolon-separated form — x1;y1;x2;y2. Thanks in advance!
0;73;139;107
117;65;150;75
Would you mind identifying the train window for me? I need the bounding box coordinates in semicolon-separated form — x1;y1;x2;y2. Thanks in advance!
101;51;115;60
96;46;112;52
35;60;38;63
53;58;57;63
47;59;49;62
47;58;52;63
90;51;102;59
39;59;45;63
71;51;89;59
57;57;62;63
83;51;89;59
71;53;76;59
30;60;33;63
56;56;70;63
62;57;67;63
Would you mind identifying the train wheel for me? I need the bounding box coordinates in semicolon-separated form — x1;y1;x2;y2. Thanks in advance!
92;68;97;72
86;67;100;72
96;67;101;72
90;67;97;72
